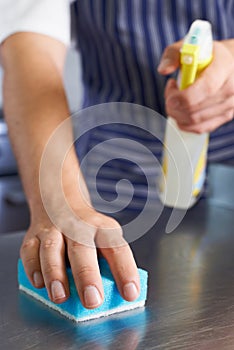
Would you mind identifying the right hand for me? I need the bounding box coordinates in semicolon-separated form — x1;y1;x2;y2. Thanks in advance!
20;206;140;309
158;40;234;133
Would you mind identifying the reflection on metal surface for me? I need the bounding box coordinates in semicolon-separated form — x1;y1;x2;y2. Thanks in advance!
0;165;234;349
18;291;147;349
208;163;234;210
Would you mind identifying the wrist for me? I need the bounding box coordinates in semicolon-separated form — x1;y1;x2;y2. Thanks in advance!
29;185;93;227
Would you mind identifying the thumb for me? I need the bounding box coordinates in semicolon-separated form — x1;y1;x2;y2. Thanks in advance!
157;40;182;75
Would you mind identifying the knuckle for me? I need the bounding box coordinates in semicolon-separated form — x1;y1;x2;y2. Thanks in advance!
106;244;129;256
23;256;38;266
36;227;61;240
184;100;194;112
106;219;122;232
92;213;121;231
70;240;82;248
180;96;195;114
43;263;61;276
195;125;206;134
68;240;95;254
185;124;205;134
188;113;199;124
96;233;125;249
68;240;82;253
106;216;121;229
20;238;38;252
40;230;62;250
91;214;103;228
41;238;58;250
76;265;97;279
162;46;171;57
179;90;191;104
92;214;109;228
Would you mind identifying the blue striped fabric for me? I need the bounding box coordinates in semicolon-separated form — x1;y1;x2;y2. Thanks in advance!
73;0;234;212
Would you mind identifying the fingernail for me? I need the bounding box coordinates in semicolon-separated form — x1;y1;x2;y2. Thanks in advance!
33;271;44;288
123;282;139;301
84;285;102;308
158;58;172;71
51;280;66;301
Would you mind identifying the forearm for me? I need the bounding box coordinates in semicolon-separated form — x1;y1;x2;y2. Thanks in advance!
0;34;139;309
1;33;90;220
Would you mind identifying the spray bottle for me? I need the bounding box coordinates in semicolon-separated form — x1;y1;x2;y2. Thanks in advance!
159;20;213;209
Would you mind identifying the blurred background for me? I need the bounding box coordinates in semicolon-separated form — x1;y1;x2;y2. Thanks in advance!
0;48;83;233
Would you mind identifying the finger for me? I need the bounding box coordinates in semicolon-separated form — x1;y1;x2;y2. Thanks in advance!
39;229;69;304
187;96;234;125
166;91;228;119
165;74;226;115
189;42;233;97
158;41;182;75
177;112;234;134
174;42;233;107
95;219;140;302
166;42;234;113
67;239;103;309
20;234;44;288
168;93;234;128
101;243;140;302
165;76;225;114
164;78;178;100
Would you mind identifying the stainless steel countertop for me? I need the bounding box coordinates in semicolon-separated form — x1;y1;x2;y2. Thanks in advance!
1;164;234;350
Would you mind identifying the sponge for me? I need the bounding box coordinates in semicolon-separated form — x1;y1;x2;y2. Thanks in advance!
18;258;148;322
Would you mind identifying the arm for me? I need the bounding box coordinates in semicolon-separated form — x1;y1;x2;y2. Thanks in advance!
0;33;139;307
158;39;234;133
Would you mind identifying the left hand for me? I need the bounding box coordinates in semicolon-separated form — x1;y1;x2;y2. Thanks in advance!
158;40;234;133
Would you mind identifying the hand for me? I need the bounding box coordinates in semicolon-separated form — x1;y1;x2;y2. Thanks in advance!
0;33;140;309
20;206;140;308
158;41;234;133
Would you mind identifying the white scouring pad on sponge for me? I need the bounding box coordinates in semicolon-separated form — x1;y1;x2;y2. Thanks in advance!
18;258;148;322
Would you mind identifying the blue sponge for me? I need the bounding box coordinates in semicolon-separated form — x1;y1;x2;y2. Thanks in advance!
18;259;148;322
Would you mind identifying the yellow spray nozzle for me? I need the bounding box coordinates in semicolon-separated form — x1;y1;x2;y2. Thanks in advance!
180;43;200;90
179;20;213;91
